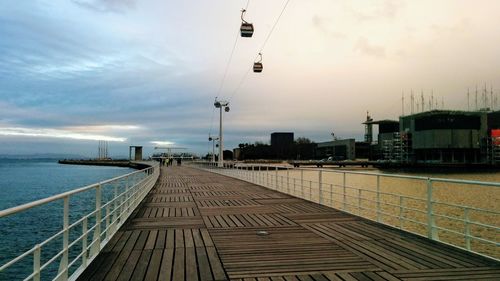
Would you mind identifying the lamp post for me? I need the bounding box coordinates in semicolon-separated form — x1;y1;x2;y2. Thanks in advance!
208;135;219;163
214;99;229;167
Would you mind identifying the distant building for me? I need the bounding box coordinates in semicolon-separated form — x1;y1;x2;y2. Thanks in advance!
398;110;499;164
316;139;356;160
233;148;241;160
271;132;294;159
362;119;399;160
271;132;294;147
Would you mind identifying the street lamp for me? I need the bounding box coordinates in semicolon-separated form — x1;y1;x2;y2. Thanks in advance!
214;98;229;167
208;135;219;163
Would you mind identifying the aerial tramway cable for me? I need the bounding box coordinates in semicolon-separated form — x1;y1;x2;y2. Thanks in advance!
209;0;251;141
215;0;251;100
228;0;291;101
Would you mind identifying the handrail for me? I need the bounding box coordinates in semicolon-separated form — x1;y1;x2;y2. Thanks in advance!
0;161;160;281
0;166;150;218
231;162;500;187
192;161;500;261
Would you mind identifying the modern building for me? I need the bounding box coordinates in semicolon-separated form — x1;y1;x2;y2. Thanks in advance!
271;132;294;147
316;139;356;160
397;110;499;164
271;132;294;159
362;118;400;160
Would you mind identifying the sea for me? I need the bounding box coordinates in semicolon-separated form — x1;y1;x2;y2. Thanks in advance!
0;158;136;280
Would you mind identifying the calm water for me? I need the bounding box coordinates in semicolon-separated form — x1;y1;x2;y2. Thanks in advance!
0;159;135;280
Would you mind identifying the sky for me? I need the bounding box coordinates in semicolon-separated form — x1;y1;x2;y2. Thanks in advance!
1;0;500;157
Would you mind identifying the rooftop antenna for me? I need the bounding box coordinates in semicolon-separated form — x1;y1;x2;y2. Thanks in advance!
484;83;488;109
490;85;494;110
410;89;414;114
495;91;498;110
421;90;424;112
475;84;478;110
467;88;470;111
402;91;405;116
431;90;434;110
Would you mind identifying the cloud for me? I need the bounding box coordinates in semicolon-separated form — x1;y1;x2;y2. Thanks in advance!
71;0;136;13
354;37;386;57
348;0;404;22
0;127;126;142
150;141;176;146
430;19;471;38
312;15;347;39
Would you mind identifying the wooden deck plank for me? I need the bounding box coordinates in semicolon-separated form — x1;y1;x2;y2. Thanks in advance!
115;249;141;281
77;166;499;281
130;249;152;280
143;249;162;281
157;248;174;281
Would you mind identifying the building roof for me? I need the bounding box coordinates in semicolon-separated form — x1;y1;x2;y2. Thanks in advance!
401;109;489;118
362;119;399;125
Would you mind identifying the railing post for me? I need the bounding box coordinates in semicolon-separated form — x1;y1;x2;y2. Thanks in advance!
275;166;278;190
258;166;261;185
300;169;304;197
252;166;255;183
126;176;130;212
92;184;102;256
464;207;471;250
105;204;110;240
267;167;269;187
293;178;296;195
318;170;323;204
376;175;381;222
426;178;437;240
309;181;312;200
358;189;362;215
82;217;88;267
58;196;69;280
399;196;404;229
330;184;333;207
286;168;290;194
343;173;347;211
33;244;41;281
113;183;118;226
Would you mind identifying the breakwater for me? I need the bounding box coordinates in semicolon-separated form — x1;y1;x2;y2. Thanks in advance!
58;159;151;169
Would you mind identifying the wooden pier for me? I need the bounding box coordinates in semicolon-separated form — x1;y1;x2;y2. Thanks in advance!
77;166;500;281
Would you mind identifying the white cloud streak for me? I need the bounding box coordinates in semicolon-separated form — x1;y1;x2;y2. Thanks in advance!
0;127;126;142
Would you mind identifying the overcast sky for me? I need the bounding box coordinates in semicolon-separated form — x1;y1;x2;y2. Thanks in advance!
1;0;499;157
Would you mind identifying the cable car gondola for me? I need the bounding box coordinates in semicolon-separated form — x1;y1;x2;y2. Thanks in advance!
240;9;254;38
253;53;263;73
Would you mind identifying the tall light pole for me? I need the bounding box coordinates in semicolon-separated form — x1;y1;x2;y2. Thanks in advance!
208;135;219;163
214;99;229;167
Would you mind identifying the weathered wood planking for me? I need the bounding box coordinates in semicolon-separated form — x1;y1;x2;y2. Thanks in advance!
78;166;500;281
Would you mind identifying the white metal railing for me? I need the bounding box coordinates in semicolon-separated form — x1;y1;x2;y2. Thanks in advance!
193;161;500;261
0;162;159;281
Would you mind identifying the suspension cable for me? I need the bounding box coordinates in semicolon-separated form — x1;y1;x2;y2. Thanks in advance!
216;0;252;100
258;0;290;53
228;0;291;102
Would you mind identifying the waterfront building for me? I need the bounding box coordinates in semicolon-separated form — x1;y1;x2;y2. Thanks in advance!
398;110;499;164
271;132;294;159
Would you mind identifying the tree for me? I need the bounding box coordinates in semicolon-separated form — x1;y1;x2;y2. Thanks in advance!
295;137;312;144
